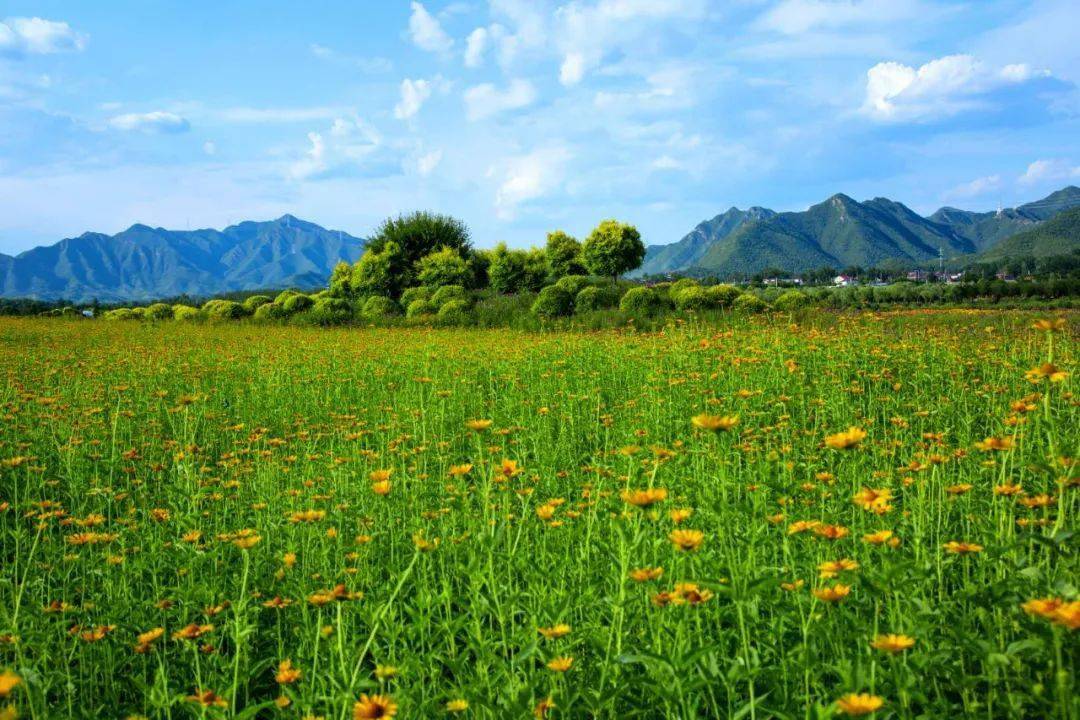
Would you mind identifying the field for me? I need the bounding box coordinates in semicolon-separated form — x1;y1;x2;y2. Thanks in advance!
0;311;1076;719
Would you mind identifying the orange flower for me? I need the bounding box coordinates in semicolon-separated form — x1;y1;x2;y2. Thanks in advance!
546;656;574;672
836;693;884;716
812;584;851;603
1025;363;1068;383
534;697;556;718
465;419;492;432
275;659;302;684
691;414;739;432
871;634;915;654
852;487;893;513
537;623;571;639
825;427;866;450
0;671;20;698
818;558;859;579
669;529;705;551
621;487;667;507
172;623;214;641
862;530;894;545
353;693;398;719
629;566;664;582
974;436;1014;452
186;689;228;708
370;480;392;496
943;541;983;555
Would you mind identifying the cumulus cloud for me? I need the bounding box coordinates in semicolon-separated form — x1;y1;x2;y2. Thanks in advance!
0;17;86;56
108;111;190;133
415;149;443;177
862;54;1049;121
464;27;489;68
943;174;1001;201
394;77;445;120
408;2;453;55
491;146;572;219
1018;159;1080;185
463;79;537;121
290;117;383;180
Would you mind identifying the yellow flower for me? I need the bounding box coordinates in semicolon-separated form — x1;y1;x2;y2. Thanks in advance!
465;419;493;432
825;427;866;450
836;693;884;716
974;436;1014;452
669;529;705;551
818;558;859;579
1025;363;1068;383
871;634;915;654
446;698;469;712
0;671;20;698
276;659;302;684
852;487;893;513
374;665;398;680
186;690;228;708
943;541;983;555
353;693;398;719
862;530;894;545
691;414;739;432
1032;318;1066;332
371;480;392;496
629;567;664;582
448;463;473;477
621;487;667;507
669;508;692;524
546;656;574;672
533;697;555;718
537;623;571;639
812;584;851;603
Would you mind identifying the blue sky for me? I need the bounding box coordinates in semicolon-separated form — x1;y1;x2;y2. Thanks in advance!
1;0;1078;254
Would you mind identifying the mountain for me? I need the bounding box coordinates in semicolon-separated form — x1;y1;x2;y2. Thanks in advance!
642;186;1080;277
977;206;1080;261
0;216;366;302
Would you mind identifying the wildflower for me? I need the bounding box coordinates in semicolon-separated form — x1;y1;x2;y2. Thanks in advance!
496;459;522;480
691;414;739;432
812;584;851;603
1026;364;1068;383
446;699;469;712
943;541;983;555
276;659;302;684
375;665;398;680
813;524;850;540
994;483;1024;496
369;469;392;483
852;487;893;513
863;530;894;545
536;503;556;520
1032;318;1066;332
1023;597;1063;620
871;634;915;654
134;627;165;653
412;533;439;552
974;436;1014;452
371;480;391;496
669;529;705;551
672;582;713;605
538;624;571;639
465;419;492;432
186;690;228;708
629;567;664;582
945;484;973;496
621;487;667;507
836;693;884;716
533;697;555;718
353;693;398;719
781;579;805;592
546;656;574;672
669;508;692;524
1018;494;1055;509
448;464;473;477
290;509;326;523
818;559;859;579
172;623;214;641
0;671;20;698
825;427;866;450
1052;601;1080;630
787;520;821;535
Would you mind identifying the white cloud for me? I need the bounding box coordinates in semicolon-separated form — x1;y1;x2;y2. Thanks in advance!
463;79;537;121
862;54;1049;121
943;174;1001;201
290;117;384;180
756;0;927;35
491;146;572;219
203;141;217;156
1018;159;1080;186
464;27;489;68
394;78;437;120
559;52;586;86
415;149;443;177
108;111;190;133
408;1;453;55
0;17;86;56
290;132;326;180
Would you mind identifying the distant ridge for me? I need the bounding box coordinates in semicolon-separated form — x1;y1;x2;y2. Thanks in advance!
0;216;366;302
639;186;1080;277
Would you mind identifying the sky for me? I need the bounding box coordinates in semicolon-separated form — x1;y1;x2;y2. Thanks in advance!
1;0;1079;255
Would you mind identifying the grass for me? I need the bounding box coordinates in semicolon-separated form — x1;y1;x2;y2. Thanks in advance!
0;309;1076;719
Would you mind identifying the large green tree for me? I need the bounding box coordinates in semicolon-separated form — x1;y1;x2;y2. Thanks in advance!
545;230;586;280
582;220;645;282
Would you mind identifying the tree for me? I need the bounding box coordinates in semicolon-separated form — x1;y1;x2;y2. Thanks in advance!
545;230;586;280
582;220;645;282
353;241;408;298
488;243;527;294
417;246;470;287
366;211;470;275
328;262;355;297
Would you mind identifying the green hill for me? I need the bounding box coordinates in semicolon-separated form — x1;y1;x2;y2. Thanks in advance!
978;205;1080;260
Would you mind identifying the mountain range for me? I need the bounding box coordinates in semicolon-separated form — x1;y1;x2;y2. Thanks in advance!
0;216;366;302
638;186;1080;277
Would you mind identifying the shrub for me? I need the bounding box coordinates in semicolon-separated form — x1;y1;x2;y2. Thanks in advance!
242;295;272;313
554;275;593;296
705;284;742;308
488;243;527;294
531;285;574;318
400;286;433;307
619;287;662;315
546;230;586;280
583;220;646;281
417;246;470;288
103;308;139;321
367;211;471;272
406;299;437;318
672;286;710;312
352;241;407;299
436;299;470;324
361;295;400;318
172;305;202;321
668;278;701;296
281;294;314;314
733;293;769;313
203;300;245;321
308;297;353;326
144;303;174;321
773;290;811;312
431;285;469;308
253;302;287;322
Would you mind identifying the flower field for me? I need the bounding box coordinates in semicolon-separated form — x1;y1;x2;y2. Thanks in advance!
0;311;1076;719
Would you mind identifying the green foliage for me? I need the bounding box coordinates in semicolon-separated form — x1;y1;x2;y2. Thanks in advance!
488;243;527;294
203;299;245;321
242;295;272;313
773;289;810;312
671;285;710;311
172;305;202;321
400;286;433;307
531;285;574;318
281;293;314;314
361;295;400;318
253;302;287;322
352;240;407;299
308;297;353;326
431;285;469;308
618;286;662;314
405;298;437;318
417;246;471;288
545;230;586;279
328;262;355;297
436;299;470;324
583;219;646;280
554;274;593;295
144;303;174;321
705;284;741;308
103;308;139;321
733;293;769;313
574;285;618;313
366;211;471;268
668;278;701;295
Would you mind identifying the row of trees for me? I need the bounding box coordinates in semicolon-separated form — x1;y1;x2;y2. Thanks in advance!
327;212;646;300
